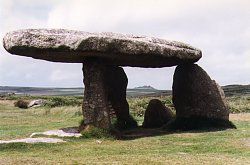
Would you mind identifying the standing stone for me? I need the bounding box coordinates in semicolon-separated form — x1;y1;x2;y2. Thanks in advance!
142;99;174;128
105;66;137;129
81;61;137;130
172;64;229;120
82;59;110;129
214;80;227;105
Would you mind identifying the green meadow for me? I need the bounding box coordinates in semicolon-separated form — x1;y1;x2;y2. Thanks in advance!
0;95;249;164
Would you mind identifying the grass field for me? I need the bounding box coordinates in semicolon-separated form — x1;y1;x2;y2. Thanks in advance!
0;96;250;164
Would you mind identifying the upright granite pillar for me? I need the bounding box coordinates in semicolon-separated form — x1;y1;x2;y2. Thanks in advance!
82;59;110;129
82;61;137;130
173;63;229;119
105;66;137;129
171;63;235;130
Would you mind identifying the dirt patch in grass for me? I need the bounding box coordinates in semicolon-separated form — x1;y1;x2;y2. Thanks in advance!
243;138;250;147
230;113;250;121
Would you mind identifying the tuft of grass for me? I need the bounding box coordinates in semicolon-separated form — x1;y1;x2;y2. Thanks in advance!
80;126;114;139
227;95;250;113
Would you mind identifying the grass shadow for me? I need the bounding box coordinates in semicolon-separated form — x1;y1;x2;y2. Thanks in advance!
118;117;236;140
117;126;169;140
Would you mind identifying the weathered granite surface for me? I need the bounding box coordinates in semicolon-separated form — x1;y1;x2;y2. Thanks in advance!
81;61;137;129
3;29;202;67
82;59;111;129
172;64;229;120
105;66;137;129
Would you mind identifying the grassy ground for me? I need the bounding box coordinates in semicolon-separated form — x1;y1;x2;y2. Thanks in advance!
0;100;82;139
0;98;250;164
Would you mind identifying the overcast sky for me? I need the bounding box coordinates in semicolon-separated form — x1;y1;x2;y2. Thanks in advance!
0;0;249;89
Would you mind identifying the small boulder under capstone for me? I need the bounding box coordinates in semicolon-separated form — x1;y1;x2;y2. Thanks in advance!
142;99;174;128
171;63;234;130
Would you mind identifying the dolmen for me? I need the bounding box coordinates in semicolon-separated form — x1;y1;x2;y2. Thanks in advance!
3;29;235;131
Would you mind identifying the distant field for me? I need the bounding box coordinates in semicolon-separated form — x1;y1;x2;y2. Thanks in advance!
0;86;171;97
0;86;84;96
1;84;249;97
223;84;250;96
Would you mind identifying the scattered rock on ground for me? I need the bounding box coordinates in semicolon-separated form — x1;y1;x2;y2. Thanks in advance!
14;99;44;109
28;99;44;108
30;127;81;138
0;127;81;144
14;100;29;109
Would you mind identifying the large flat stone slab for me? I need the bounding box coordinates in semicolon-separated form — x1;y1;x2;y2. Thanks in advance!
30;129;82;138
0;137;65;143
3;29;202;67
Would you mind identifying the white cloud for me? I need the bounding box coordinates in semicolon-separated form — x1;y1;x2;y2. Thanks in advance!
49;67;81;82
1;0;250;89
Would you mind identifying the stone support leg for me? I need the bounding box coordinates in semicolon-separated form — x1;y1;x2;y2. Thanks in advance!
82;59;110;129
172;63;229;120
105;66;137;129
170;63;235;130
81;60;137;130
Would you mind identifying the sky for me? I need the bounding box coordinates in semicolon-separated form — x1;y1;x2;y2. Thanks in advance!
0;0;249;89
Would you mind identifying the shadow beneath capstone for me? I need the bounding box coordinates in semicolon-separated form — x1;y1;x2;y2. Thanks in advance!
117;118;237;140
60;118;236;140
117;126;169;140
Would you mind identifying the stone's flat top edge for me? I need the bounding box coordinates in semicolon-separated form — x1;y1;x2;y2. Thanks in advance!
3;28;199;50
3;28;202;66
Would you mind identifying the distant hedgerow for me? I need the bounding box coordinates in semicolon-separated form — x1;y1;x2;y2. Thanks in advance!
43;96;82;108
227;96;250;113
